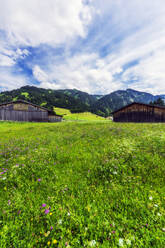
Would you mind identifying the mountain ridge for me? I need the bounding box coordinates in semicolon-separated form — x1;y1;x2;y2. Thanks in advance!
0;86;165;117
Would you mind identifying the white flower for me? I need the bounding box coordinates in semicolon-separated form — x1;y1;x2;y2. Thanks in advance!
113;171;118;175
162;228;165;232
58;219;62;225
89;240;96;247
67;212;70;216
157;213;162;217
149;196;153;200
154;204;158;208
2;177;6;180
119;238;124;247
126;239;131;245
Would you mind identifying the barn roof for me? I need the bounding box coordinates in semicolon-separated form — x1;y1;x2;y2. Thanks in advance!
0;100;63;117
111;102;165;115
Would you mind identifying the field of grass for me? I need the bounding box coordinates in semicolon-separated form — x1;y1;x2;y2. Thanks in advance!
0;121;165;247
54;108;105;121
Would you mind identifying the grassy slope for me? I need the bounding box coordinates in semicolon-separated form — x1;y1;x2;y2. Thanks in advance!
54;107;105;121
0;121;165;247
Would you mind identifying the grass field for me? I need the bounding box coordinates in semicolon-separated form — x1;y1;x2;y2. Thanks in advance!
54;108;105;121
0;121;165;247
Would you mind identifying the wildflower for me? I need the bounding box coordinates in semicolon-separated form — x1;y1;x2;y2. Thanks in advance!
45;209;50;214
67;212;70;216
47;241;51;246
89;240;96;247
157;212;162;216
162;228;165;232
42;203;46;207
58;219;62;224
8;200;11;205
50;212;53;215
50;226;53;230
154;204;158;208
2;177;6;180
126;239;131;245
44;231;50;237
149;196;153;200
37;178;41;182
112;230;116;234
119;238;124;247
53;239;57;244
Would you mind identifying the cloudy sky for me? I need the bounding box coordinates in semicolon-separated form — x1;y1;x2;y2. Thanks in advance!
0;0;165;95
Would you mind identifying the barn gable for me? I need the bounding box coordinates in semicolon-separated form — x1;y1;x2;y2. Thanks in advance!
112;102;165;122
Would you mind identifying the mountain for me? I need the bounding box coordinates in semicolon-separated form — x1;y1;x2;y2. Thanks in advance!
0;86;165;117
91;89;157;116
58;89;101;106
0;86;91;113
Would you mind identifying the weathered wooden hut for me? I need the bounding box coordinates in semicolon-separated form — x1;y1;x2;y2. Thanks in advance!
0;100;63;122
112;102;165;122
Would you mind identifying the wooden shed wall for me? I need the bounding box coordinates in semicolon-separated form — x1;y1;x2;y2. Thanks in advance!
0;103;48;122
113;104;165;122
48;115;62;122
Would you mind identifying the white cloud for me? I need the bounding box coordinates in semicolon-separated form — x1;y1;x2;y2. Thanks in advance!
0;0;93;46
0;68;27;91
33;53;124;94
0;54;15;67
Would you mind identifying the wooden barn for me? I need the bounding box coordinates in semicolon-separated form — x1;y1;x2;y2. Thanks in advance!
112;102;165;122
0;100;63;122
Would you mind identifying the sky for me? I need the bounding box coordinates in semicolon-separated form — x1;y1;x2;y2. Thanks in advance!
0;0;165;95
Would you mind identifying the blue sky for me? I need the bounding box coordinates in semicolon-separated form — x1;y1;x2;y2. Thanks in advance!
0;0;165;95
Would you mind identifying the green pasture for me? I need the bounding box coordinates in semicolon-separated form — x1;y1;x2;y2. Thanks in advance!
0;121;165;247
54;108;105;121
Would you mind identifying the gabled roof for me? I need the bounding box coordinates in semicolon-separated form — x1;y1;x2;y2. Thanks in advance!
111;102;165;115
0;99;63;117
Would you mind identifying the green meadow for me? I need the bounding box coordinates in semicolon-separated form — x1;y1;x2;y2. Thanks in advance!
54;108;105;121
0;121;165;247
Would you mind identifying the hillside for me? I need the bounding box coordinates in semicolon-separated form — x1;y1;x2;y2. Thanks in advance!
58;89;101;106
54;107;105;121
0;86;165;117
0;86;91;113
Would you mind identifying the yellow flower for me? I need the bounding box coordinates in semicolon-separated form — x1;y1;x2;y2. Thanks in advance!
53;239;57;244
50;212;53;215
47;241;51;246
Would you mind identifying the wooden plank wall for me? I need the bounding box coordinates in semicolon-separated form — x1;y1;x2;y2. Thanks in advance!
113;104;165;122
48;115;62;122
0;103;49;122
0;109;48;122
